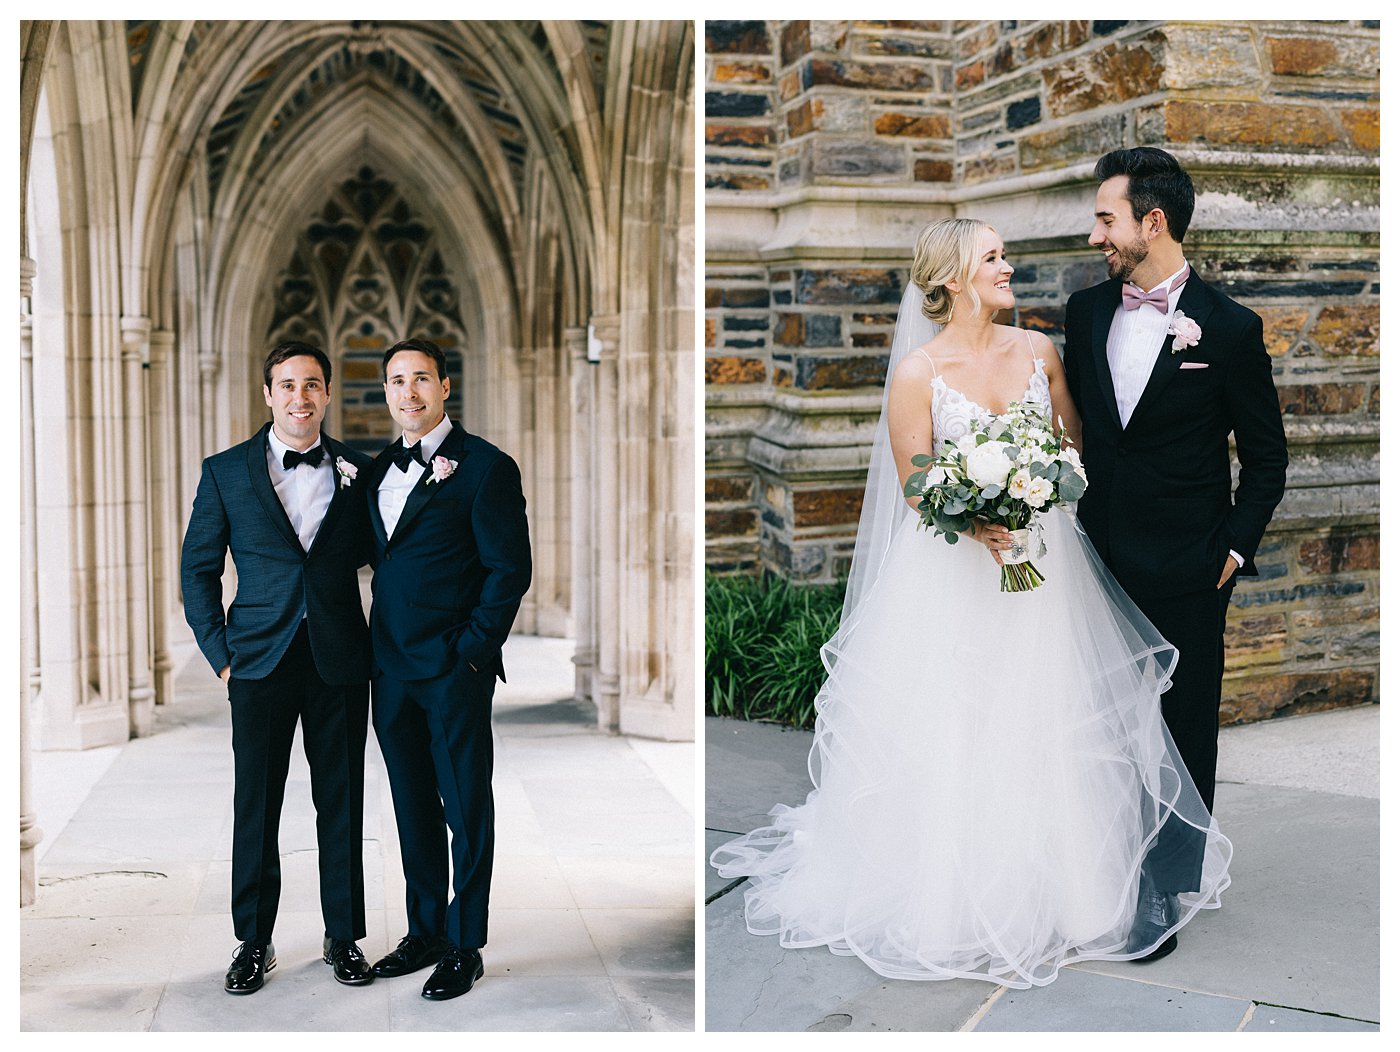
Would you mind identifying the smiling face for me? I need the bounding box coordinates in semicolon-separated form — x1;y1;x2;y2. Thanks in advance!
384;349;449;444
263;355;329;451
964;227;1015;316
1089;174;1151;283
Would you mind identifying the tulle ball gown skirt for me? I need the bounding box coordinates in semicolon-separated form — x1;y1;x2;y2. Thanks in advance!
711;507;1232;988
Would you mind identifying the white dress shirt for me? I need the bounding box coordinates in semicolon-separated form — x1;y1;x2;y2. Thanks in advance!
265;426;334;552
1106;262;1242;571
1105;260;1189;428
378;413;454;539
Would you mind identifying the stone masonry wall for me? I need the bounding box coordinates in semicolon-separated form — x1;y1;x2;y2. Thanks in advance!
704;20;1379;723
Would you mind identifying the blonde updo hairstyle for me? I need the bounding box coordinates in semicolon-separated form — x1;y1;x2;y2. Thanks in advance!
910;218;994;325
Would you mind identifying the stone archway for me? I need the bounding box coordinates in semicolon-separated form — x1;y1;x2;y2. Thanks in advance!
18;19;693;904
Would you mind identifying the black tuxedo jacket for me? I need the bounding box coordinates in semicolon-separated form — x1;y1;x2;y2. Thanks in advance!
1063;270;1288;599
367;423;532;683
180;423;374;684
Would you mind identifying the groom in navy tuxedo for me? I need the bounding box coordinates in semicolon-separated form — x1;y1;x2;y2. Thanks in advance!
181;341;376;993
1064;147;1288;960
365;338;531;1000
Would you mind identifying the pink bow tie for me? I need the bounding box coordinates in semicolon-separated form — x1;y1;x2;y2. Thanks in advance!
1121;269;1189;313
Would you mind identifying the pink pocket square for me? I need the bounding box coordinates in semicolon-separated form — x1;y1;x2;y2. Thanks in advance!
1179;361;1209;370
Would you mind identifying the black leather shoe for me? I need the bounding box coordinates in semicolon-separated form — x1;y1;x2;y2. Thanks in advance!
224;941;275;994
1127;877;1181;958
421;947;484;1001
372;933;453;978
1134;932;1178;962
322;937;374;985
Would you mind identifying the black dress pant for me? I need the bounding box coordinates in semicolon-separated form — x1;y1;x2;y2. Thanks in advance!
228;623;369;944
372;659;495;951
1124;580;1236;895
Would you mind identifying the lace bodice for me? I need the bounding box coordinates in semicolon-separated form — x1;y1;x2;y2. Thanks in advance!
922;332;1051;444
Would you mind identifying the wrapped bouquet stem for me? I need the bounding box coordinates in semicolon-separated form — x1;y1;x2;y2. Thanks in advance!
904;402;1087;592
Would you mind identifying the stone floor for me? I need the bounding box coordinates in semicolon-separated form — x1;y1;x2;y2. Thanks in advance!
21;634;695;1032
705;705;1380;1032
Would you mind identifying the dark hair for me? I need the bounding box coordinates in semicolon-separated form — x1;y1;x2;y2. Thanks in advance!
382;337;448;382
263;340;332;388
1094;147;1195;242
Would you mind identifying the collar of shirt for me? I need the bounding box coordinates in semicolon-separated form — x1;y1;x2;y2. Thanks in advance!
403;414;453;465
1125;260;1190;314
267;426;325;472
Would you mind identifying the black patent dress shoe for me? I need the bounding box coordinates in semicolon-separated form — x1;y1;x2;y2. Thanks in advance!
421;947;484;1001
1134;932;1179;963
224;941;275;994
1127;878;1181;959
322;937;375;985
372;933;453;978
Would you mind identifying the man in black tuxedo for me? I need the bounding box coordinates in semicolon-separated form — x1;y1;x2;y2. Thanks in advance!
365;338;531;1001
181;341;376;993
1064;148;1288;960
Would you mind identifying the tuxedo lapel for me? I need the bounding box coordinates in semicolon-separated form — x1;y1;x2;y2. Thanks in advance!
390;426;468;542
1126;270;1217;430
1089;282;1122;433
245;424;305;553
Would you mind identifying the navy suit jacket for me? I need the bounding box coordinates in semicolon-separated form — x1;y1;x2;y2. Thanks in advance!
1063;269;1288;598
367;423;531;683
180;423;374;684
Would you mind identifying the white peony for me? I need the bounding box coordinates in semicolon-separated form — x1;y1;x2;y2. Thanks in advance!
965;441;1013;488
1007;470;1032;499
1025;476;1054;508
954;433;979;456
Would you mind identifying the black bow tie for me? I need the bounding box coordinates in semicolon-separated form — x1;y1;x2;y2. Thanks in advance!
282;445;325;470
393;442;427;472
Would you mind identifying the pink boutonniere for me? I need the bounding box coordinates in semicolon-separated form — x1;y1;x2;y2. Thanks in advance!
335;456;358;489
1168;310;1202;354
428;455;458;484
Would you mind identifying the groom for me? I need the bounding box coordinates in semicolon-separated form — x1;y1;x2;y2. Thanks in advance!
1064;147;1288;959
365;338;531;1000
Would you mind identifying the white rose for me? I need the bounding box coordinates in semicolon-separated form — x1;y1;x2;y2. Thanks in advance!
965;441;1013;488
1007;470;1031;499
1025;476;1054;508
1059;446;1082;469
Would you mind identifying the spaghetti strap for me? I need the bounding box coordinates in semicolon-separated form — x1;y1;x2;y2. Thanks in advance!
1023;328;1040;362
913;346;938;377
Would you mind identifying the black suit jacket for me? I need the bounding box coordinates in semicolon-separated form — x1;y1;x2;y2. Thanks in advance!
1063;270;1288;599
180;423;374;684
367;423;532;683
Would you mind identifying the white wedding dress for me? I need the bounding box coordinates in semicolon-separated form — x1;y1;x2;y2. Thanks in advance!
711;321;1232;989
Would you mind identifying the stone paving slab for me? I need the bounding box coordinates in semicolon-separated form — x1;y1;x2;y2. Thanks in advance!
974;969;1251;1031
1243;1004;1380;1032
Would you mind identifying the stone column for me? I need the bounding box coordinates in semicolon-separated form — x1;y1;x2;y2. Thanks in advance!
20;256;42;905
198;347;220;459
590;314;622;733
120;316;156;736
564;325;594;703
147;328;177;706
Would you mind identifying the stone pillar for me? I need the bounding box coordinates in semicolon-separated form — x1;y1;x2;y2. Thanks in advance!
20;256;42;905
198;347;220;459
590;314;622;733
565;325;595;703
120;316;156;736
147;328;177;706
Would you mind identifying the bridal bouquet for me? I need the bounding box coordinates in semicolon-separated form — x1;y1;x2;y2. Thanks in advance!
903;401;1087;592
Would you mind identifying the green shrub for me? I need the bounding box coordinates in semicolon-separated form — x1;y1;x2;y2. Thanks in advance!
705;572;846;728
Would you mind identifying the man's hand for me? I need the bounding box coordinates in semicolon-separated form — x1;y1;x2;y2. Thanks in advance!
219;666;231;684
1216;556;1238;590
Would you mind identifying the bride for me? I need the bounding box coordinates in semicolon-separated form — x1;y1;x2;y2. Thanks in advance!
710;218;1232;988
